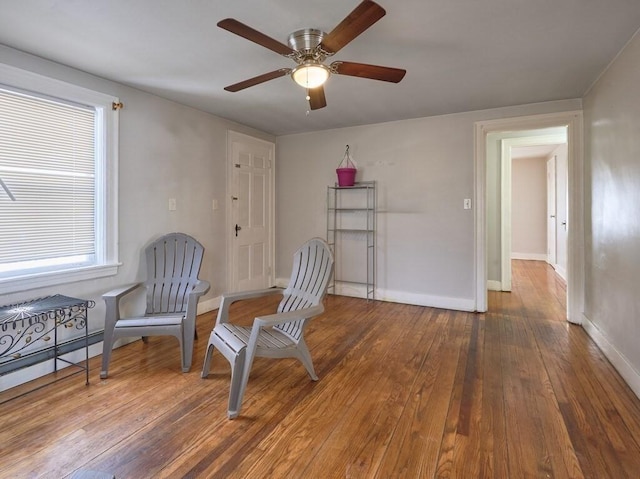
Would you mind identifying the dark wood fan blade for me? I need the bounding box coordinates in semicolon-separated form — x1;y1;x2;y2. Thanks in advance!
308;86;327;110
218;19;295;56
331;61;406;83
320;0;386;54
224;69;291;92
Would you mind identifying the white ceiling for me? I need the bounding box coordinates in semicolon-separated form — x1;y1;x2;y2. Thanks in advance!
1;0;639;136
511;144;563;160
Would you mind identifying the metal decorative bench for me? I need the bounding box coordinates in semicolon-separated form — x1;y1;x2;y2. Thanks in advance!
0;294;94;401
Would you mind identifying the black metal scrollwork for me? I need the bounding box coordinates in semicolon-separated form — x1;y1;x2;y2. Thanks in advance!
0;296;94;363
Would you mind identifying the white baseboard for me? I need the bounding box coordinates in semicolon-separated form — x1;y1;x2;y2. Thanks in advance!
198;296;221;315
581;313;640;400
326;281;475;312
377;288;475;311
511;252;547;261
554;265;567;281
487;280;502;291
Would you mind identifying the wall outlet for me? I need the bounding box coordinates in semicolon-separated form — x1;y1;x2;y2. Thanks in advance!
464;198;472;210
168;198;176;211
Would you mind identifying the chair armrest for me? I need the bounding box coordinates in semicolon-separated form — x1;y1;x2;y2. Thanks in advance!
215;287;284;325
102;283;143;301
102;283;143;324
185;280;211;320
254;303;325;328
190;279;211;297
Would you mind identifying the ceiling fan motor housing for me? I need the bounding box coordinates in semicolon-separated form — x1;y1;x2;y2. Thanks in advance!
287;29;328;62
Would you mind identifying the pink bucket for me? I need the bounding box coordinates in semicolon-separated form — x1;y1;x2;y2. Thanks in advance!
336;167;357;187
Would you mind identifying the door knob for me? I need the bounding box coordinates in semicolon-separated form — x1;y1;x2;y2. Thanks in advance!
235;224;242;237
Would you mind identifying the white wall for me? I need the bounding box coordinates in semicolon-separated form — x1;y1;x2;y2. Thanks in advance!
276;99;581;311
583;30;640;396
0;45;274;389
511;156;547;258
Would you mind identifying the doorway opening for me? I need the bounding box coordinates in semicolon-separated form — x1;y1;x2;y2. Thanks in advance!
500;129;567;292
474;111;584;324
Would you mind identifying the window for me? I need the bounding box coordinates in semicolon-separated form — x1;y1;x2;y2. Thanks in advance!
0;64;119;294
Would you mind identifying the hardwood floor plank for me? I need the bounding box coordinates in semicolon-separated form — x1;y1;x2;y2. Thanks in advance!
499;314;549;477
168;297;395;478
231;303;420;478
433;313;475;478
300;306;437;478
503;313;583;478
2;261;640;478
533;320;640;478
478;313;510;479
375;309;466;477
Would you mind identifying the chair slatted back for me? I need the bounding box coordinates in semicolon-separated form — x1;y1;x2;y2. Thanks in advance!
145;233;205;315
276;238;334;340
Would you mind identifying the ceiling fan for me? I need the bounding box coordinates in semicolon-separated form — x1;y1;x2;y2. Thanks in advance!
217;0;406;110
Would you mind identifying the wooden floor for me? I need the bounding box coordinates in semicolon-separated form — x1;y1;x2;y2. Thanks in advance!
3;260;640;478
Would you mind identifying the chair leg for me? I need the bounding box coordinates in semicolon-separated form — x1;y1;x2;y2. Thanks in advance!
100;325;116;379
201;341;215;378
178;331;189;373
296;339;319;381
182;331;194;374
227;346;246;419
203;327;250;418
231;330;260;419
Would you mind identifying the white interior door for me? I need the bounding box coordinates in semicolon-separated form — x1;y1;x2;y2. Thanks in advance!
554;146;569;280
228;132;274;292
547;155;557;267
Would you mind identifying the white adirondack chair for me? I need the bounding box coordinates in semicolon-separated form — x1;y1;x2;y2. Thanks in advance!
100;233;210;379
201;237;334;418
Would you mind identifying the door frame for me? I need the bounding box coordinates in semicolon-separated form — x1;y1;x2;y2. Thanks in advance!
500;133;566;292
226;130;276;292
474;111;584;324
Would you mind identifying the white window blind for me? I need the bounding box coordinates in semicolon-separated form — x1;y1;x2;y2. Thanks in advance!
0;87;97;275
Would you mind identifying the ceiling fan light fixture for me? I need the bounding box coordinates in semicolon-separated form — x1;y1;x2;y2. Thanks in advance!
292;62;330;89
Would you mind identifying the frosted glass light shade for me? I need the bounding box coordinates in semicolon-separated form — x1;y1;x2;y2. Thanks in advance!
292;63;330;89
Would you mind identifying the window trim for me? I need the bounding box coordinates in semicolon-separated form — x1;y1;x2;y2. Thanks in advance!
0;63;119;294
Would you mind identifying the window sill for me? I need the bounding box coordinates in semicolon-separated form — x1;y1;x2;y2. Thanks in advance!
0;263;121;295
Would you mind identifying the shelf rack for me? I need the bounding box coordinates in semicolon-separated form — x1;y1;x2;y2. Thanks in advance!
326;181;376;300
